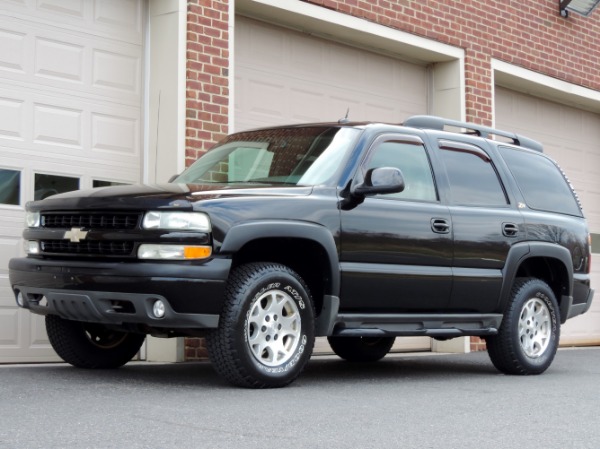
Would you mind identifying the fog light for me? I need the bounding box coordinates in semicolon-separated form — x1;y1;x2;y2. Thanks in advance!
24;240;40;255
16;291;25;307
153;300;166;318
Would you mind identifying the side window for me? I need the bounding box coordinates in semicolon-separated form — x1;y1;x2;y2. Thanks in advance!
499;146;582;217
365;140;437;201
440;142;507;206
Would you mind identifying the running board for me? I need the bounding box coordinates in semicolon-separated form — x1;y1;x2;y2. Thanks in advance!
331;313;502;338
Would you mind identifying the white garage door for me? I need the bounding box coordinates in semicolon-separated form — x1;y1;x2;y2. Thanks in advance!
0;0;144;362
235;17;428;131
235;17;431;353
495;86;600;345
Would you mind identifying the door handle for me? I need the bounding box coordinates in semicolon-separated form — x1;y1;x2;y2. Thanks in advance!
502;222;519;237
431;218;450;234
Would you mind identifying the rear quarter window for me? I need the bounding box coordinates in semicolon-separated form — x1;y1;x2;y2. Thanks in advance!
499;146;582;217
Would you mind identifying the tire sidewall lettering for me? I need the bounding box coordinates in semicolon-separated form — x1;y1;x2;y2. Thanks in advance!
535;290;558;336
515;284;559;365
243;276;313;377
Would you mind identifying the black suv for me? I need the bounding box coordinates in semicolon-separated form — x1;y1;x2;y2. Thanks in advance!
9;116;594;388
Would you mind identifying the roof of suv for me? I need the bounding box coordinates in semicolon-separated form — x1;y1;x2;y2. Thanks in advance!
240;115;544;153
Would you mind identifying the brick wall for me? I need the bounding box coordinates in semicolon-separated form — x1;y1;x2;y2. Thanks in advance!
186;0;230;167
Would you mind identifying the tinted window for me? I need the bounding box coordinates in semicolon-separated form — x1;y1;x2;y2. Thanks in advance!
441;145;507;206
365;141;437;201
175;127;360;186
499;146;582;216
34;174;79;200
93;180;128;188
0;169;20;205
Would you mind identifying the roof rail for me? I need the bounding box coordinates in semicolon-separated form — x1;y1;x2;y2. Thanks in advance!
403;115;544;152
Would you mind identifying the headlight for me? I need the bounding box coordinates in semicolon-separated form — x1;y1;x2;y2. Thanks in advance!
142;211;211;232
26;211;40;228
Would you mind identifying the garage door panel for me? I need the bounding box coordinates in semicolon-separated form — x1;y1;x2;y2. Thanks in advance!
91;112;140;156
0;307;19;346
585;188;600;231
1;0;143;45
92;47;141;95
35;37;84;84
34;103;83;148
289;88;325;123
0;85;140;168
0;96;25;141
0;28;26;73
561;262;600;345
0;17;142;104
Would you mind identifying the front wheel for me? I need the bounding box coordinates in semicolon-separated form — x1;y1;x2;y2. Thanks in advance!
206;262;315;388
46;315;146;369
328;336;396;362
486;278;560;375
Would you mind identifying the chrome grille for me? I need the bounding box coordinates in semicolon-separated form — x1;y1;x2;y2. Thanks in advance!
41;212;140;230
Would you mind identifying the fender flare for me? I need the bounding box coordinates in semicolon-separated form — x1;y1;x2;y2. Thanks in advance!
500;241;573;322
220;220;341;297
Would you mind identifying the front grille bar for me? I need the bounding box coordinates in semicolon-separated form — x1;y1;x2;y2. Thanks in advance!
41;212;141;230
40;240;135;257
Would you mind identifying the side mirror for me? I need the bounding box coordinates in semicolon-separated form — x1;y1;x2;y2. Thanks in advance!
351;167;405;197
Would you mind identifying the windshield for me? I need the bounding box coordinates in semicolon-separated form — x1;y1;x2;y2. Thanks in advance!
174;127;360;186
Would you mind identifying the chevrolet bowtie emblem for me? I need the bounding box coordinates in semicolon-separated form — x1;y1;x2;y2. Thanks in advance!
64;227;89;243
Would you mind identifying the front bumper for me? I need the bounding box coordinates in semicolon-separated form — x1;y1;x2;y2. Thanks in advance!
9;256;232;329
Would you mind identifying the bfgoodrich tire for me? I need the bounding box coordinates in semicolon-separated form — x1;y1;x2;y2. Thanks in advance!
206;262;315;388
46;315;146;369
327;336;396;362
486;278;560;375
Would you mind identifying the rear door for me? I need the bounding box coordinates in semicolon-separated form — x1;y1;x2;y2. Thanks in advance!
340;134;452;312
436;140;525;312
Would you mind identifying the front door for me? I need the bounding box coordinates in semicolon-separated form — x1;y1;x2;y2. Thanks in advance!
340;134;453;313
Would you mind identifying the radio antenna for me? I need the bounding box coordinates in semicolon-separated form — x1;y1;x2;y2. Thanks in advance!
338;108;350;124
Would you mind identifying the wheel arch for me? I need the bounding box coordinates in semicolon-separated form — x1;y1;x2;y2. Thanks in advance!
500;242;573;322
219;220;340;330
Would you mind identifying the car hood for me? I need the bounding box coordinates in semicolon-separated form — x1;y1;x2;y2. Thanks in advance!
27;183;314;211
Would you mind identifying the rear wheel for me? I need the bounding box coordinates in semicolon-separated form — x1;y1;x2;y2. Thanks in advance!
206;262;315;388
46;315;145;369
486;278;560;375
328;336;396;362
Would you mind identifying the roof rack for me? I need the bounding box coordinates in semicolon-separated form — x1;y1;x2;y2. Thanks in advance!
403;115;544;152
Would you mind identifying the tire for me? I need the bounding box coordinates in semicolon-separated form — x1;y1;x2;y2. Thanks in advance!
486;277;560;375
206;262;315;388
327;336;396;362
45;315;146;369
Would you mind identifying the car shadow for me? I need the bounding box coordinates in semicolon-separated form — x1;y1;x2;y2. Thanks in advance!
12;351;501;390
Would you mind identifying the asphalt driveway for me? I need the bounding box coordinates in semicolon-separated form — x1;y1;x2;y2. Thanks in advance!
1;347;599;449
